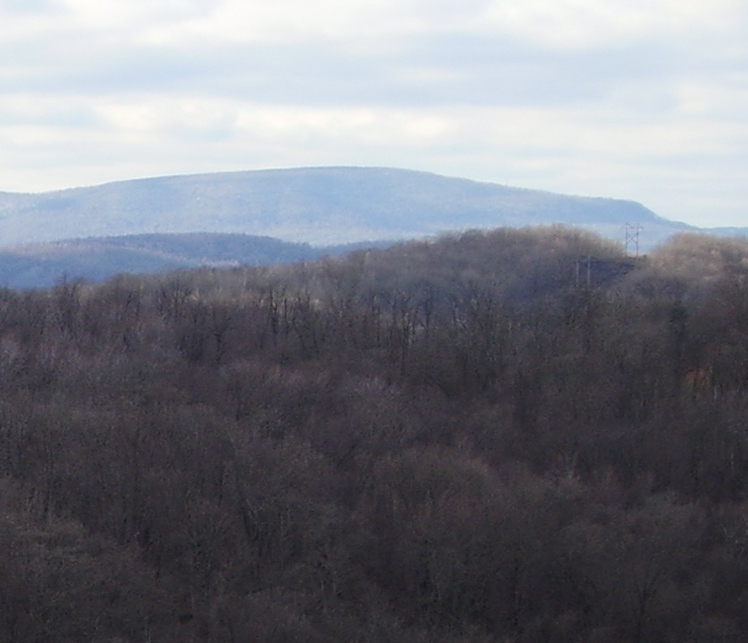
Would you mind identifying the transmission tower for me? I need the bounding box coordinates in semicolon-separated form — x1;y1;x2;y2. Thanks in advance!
623;223;643;257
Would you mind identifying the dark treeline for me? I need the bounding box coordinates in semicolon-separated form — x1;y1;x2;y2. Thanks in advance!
2;226;748;642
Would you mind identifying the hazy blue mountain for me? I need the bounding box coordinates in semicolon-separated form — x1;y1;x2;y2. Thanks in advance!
2;166;743;289
0;233;393;290
706;226;748;239
0;167;696;249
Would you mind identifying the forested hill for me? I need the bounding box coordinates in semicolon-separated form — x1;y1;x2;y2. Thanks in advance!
0;233;390;290
0;166;691;247
2;227;748;642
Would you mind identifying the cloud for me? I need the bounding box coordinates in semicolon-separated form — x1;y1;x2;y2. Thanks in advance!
0;0;747;227
483;0;743;48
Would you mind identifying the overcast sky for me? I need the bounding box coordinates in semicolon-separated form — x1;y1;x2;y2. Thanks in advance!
1;0;747;228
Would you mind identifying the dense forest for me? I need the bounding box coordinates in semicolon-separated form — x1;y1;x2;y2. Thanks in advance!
2;226;748;642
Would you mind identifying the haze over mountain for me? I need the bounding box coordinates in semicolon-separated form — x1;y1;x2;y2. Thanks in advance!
0;234;388;291
0;167;695;247
1;166;740;289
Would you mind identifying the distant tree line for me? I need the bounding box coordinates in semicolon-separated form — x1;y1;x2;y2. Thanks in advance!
1;226;748;642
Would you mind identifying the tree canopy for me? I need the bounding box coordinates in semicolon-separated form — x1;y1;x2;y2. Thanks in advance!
1;226;747;642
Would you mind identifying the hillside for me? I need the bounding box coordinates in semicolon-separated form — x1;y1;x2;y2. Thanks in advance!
0;233;390;290
0;167;692;248
2;227;748;642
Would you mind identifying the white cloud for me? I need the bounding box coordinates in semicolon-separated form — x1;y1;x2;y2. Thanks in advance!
138;0;390;45
484;0;745;49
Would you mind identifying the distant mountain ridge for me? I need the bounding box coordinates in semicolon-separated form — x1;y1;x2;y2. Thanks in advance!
2;166;745;289
0;233;389;290
0;166;694;248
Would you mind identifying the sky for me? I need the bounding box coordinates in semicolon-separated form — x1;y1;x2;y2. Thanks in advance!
1;0;747;228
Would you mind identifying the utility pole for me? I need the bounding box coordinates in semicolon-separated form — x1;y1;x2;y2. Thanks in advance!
575;255;592;288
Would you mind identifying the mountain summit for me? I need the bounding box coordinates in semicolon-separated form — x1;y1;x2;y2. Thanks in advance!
0;167;690;247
